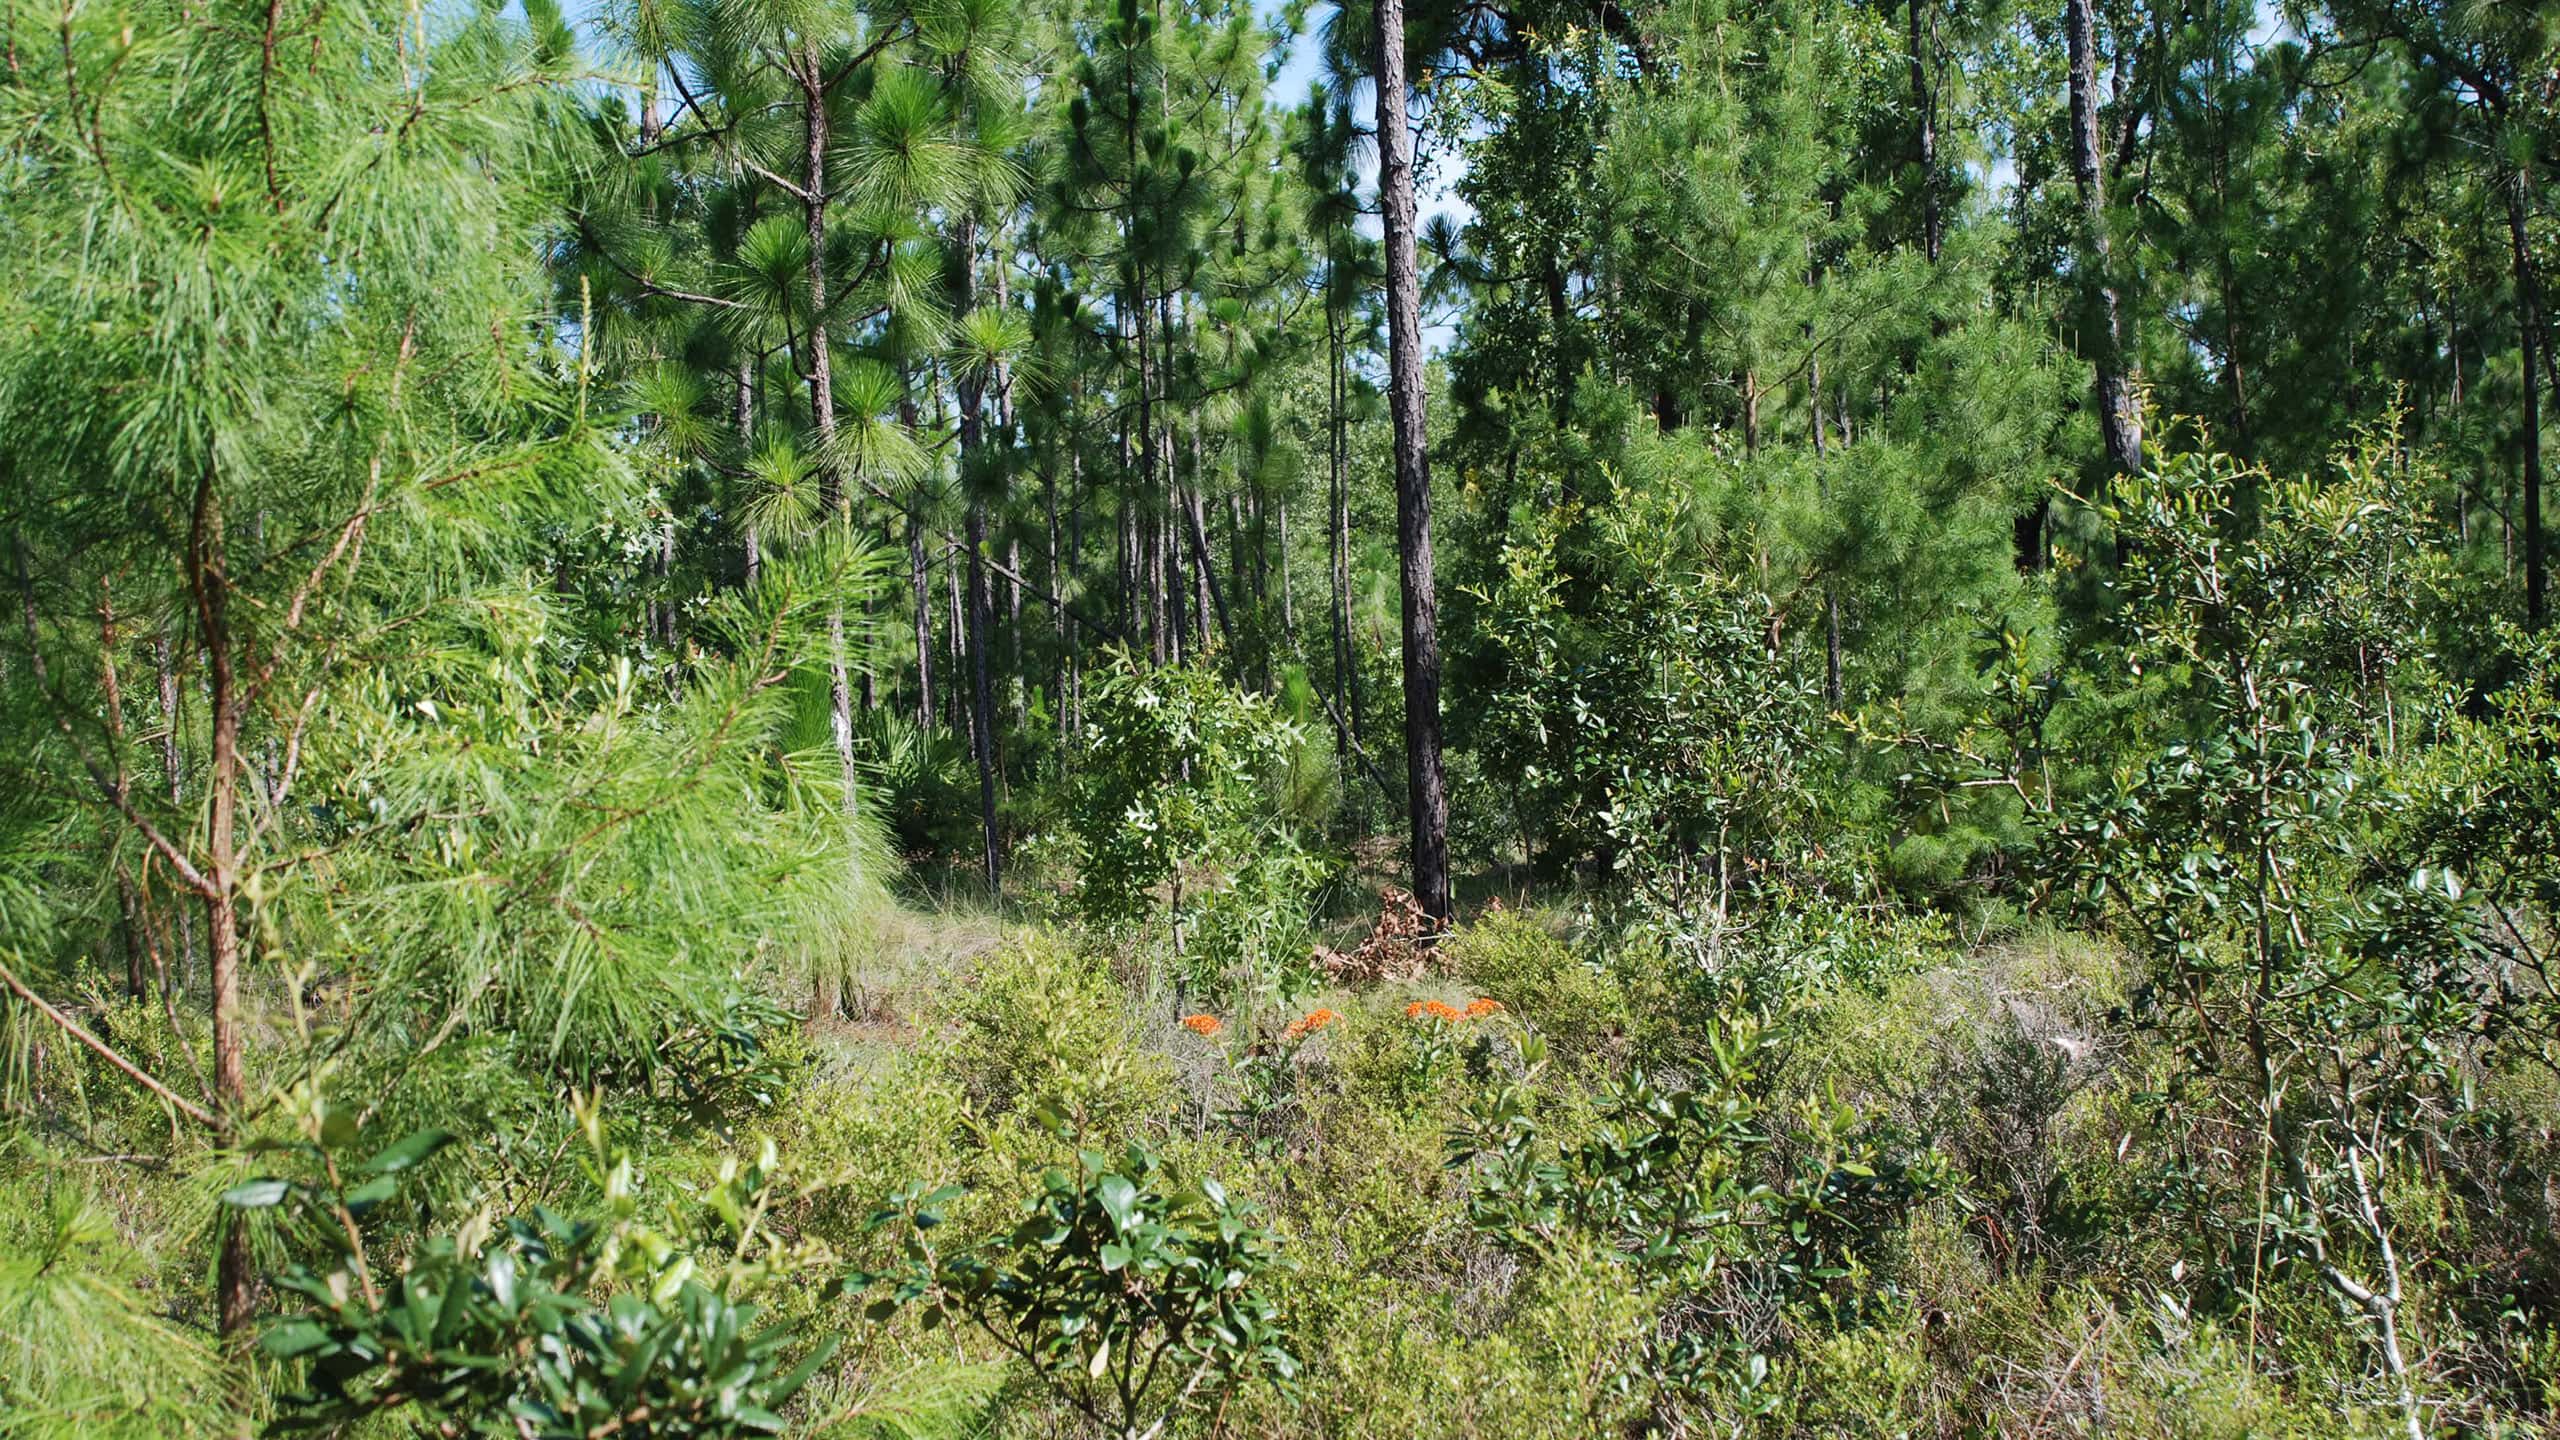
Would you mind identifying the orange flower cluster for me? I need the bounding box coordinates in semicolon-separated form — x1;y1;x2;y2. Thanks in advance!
1180;1014;1224;1038
1282;1008;1340;1043
1404;998;1505;1024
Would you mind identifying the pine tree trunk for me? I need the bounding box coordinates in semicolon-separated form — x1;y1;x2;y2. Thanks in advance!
947;556;964;729
1152;509;1171;665
1117;468;1136;644
737;357;760;589
1188;427;1228;655
1185;486;1232;654
1341;311;1361;753
1278;499;1296;650
93;580;146;998
2508;174;2547;629
956;215;1001;895
1132;265;1164;664
1006;534;1023;730
1327;305;1362;751
2066;0;2141;476
966;498;1001;893
910;515;934;728
154;630;196;998
1375;0;1451;931
1811;349;1843;709
1065;436;1083;740
185;469;254;1335
1909;0;1940;263
798;45;858;851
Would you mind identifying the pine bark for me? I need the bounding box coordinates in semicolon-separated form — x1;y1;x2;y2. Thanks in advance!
798;44;859;829
737;357;760;589
185;469;253;1335
154;630;196;997
910;514;934;728
1375;0;1452;930
1341;302;1361;753
955;214;1001;895
1909;0;1940;263
2508;173;2547;629
2066;0;2141;476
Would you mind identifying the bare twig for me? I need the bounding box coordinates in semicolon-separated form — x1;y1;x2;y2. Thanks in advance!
0;953;218;1129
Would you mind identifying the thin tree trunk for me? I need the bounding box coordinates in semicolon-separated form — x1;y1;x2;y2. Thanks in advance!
967;504;1002;893
1277;499;1297;652
1909;0;1940;263
2508;173;2548;629
1117;469;1136;646
910;515;934;728
1006;533;1023;730
798;44;859;848
657;517;678;649
1152;508;1171;665
1185;487;1233;654
1811;347;1843;709
2451;301;2468;542
154;630;196;999
1341;312;1361;753
185;468;253;1336
2067;0;2141;476
1188;431;1212;655
955;214;1001;895
96;580;145;998
737;356;760;589
947;554;964;730
1066;434;1083;740
1375;0;1451;929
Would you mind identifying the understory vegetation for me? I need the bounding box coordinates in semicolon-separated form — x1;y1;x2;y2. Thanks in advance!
5;0;2560;1432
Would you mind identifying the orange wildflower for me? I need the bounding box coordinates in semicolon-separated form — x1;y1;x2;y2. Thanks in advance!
1283;1008;1340;1043
1181;1014;1224;1038
1407;999;1463;1024
1464;997;1504;1020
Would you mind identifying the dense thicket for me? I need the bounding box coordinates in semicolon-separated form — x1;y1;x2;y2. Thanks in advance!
3;0;2557;1432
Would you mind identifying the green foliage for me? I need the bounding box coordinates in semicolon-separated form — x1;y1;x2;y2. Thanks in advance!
0;1165;227;1438
1455;1008;1944;1414
234;1124;843;1438
1465;486;1832;929
858;1138;1297;1440
1454;907;1628;1055
945;932;1169;1138
1054;660;1333;1003
2034;435;2510;1434
5;0;2560;1430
